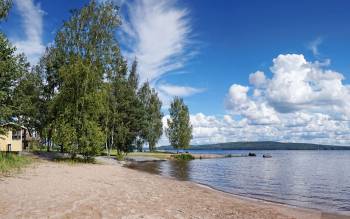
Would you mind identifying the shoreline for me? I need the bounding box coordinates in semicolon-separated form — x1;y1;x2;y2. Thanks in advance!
124;161;350;218
0;159;348;218
193;180;350;218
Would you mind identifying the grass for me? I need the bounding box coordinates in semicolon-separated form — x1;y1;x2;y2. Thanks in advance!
0;153;33;175
101;150;175;160
171;153;195;160
128;151;175;159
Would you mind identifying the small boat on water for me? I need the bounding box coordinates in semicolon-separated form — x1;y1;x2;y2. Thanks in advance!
263;154;272;158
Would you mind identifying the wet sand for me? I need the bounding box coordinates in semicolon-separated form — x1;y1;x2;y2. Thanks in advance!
0;160;346;219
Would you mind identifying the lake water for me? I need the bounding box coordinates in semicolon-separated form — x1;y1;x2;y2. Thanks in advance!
127;150;350;215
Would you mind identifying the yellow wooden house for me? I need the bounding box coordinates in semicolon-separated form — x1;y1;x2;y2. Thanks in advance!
0;123;27;152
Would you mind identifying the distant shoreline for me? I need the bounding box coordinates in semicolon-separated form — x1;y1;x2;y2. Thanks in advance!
158;141;350;151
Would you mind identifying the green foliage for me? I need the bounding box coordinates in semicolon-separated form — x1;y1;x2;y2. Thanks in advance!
53;56;105;157
0;153;32;175
171;153;195;160
0;32;29;135
0;0;167;159
42;1;122;157
138;82;163;151
12;71;44;136
166;97;193;150
115;152;125;161
0;0;12;20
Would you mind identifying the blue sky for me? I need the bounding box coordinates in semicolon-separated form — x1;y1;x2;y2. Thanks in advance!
2;0;350;145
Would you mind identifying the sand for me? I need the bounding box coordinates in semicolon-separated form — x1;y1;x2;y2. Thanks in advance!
0;159;347;219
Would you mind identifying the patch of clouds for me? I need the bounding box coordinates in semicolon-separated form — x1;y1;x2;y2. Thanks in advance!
216;53;350;145
249;70;267;88
158;83;204;97
115;0;201;104
308;37;323;56
225;84;280;125
120;0;193;82
12;0;46;65
158;111;350;147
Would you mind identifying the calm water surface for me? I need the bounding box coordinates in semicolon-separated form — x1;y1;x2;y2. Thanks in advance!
128;150;350;215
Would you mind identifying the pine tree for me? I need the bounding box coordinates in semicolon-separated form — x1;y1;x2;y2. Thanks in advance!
110;61;143;154
166;97;192;152
138;82;163;151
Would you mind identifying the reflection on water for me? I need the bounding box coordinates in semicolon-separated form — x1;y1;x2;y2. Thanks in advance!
128;160;191;180
166;160;190;180
127;161;162;175
126;150;350;215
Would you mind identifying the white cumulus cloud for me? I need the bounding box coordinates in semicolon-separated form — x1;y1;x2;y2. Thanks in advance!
220;54;350;145
12;0;45;65
159;111;350;146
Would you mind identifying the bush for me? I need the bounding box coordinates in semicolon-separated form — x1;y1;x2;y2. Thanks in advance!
0;153;32;175
115;153;125;161
171;153;195;160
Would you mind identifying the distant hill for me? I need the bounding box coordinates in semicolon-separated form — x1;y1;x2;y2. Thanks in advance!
158;141;350;150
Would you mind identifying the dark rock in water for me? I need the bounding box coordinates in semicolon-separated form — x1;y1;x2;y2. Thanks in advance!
248;152;256;157
263;154;272;158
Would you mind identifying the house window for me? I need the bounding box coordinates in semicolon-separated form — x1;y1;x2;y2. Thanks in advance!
12;130;21;140
7;144;11;152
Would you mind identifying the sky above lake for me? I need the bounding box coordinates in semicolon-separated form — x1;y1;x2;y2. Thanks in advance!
2;0;350;145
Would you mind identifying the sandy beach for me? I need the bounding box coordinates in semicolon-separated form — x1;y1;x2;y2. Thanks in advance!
0;159;347;219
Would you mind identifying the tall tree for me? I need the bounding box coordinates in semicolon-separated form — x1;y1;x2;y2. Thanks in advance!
138;82;163;151
0;34;29;134
12;70;44;136
46;0;122;157
34;47;63;151
166;97;192;152
53;56;105;157
110;61;143;154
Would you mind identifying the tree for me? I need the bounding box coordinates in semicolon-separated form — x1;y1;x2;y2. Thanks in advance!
166;97;192;152
110;60;143;154
12;70;44;136
45;0;122;157
0;0;12;21
138;82;163;151
0;34;29;134
53;56;105;157
34;47;63;151
0;0;50;151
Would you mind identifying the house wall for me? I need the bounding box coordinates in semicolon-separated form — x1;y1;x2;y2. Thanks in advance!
0;129;23;152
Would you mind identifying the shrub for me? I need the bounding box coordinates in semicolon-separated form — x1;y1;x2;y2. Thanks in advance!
171;153;195;160
115;153;125;161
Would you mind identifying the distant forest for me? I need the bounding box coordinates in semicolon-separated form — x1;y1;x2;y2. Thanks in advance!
159;141;350;150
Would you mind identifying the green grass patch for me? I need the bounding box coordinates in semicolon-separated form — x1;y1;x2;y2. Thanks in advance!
0;153;33;175
53;157;96;164
171;153;195;160
128;151;174;159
